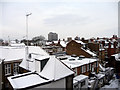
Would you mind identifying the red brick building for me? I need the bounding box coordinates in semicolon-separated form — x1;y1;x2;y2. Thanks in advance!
66;40;96;58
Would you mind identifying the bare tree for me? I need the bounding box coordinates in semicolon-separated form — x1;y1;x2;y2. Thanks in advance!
32;35;45;42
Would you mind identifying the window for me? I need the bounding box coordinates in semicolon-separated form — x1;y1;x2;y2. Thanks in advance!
89;64;91;71
74;68;77;76
5;64;11;75
92;64;94;72
13;63;19;75
96;62;99;67
87;64;89;71
81;66;84;73
81;80;85;87
94;63;96;68
83;66;86;73
81;66;86;73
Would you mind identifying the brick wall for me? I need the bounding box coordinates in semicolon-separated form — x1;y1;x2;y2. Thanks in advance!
66;40;92;58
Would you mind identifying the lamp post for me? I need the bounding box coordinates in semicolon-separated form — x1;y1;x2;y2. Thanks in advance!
26;13;32;70
26;13;32;47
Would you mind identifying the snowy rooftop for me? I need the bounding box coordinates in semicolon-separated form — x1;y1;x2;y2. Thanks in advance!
10;43;25;47
0;46;25;62
61;56;97;69
99;48;105;51
99;64;105;72
105;40;109;44
96;73;105;79
75;40;85;45
45;42;52;45
8;72;50;89
81;48;96;57
101;79;119;89
53;40;67;47
8;56;74;89
35;55;50;61
40;56;74;81
60;41;67;47
53;41;58;44
73;74;88;83
112;53;120;61
0;46;49;62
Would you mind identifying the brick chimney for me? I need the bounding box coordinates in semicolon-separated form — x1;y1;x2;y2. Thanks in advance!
108;42;111;48
97;37;99;40
102;41;105;47
113;41;117;48
58;39;60;44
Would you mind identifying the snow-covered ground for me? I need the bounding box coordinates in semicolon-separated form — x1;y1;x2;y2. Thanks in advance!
100;76;120;90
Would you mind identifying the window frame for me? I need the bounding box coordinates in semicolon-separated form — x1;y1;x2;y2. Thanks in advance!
89;64;91;71
13;63;20;75
87;64;89;72
81;66;84;73
83;65;86;73
94;63;96;68
74;68;77;76
92;64;94;72
97;62;99;67
5;64;11;76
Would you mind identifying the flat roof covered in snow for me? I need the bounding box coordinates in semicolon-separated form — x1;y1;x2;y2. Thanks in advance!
61;56;98;69
74;74;88;81
73;74;88;84
8;72;50;89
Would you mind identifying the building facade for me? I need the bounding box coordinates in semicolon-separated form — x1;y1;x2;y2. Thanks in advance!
8;57;74;89
61;56;99;76
0;45;50;89
48;32;58;41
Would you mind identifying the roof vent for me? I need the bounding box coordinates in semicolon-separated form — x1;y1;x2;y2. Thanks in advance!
69;58;75;61
71;54;77;57
78;55;85;60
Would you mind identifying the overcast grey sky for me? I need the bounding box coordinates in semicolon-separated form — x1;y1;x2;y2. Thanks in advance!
0;0;119;40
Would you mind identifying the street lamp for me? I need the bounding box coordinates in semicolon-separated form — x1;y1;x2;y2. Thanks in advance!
26;13;32;70
26;13;32;47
